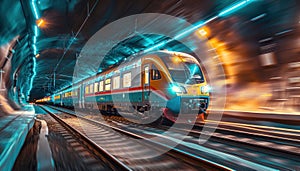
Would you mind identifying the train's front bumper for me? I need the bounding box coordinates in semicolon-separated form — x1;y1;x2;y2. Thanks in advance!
166;96;209;115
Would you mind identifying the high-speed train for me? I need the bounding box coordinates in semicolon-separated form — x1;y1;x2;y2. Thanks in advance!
37;50;210;123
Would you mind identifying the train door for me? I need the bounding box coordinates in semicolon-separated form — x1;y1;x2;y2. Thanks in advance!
81;84;85;108
60;93;63;106
142;64;150;103
78;85;83;108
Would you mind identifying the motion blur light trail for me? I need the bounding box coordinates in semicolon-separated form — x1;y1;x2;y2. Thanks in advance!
65;0;257;102
218;0;255;17
145;0;255;52
31;0;39;19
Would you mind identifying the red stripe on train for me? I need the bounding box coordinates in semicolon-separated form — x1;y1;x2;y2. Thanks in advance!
84;86;170;100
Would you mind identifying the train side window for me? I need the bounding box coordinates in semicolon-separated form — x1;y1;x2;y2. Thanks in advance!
89;84;94;93
85;85;89;94
144;66;149;85
113;76;120;89
151;65;161;80
99;81;104;92
105;78;111;91
94;82;99;92
123;72;131;87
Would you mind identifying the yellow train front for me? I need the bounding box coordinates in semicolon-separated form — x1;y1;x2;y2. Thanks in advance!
140;50;210;123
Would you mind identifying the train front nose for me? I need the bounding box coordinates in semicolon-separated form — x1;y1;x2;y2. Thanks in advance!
166;96;209;115
182;98;209;114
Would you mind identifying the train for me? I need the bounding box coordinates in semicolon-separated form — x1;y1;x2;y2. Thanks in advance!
36;50;210;123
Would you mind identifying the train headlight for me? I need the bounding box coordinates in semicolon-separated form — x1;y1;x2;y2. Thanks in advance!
201;85;211;94
171;85;187;94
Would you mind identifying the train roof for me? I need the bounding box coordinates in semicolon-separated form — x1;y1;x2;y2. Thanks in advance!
52;50;195;95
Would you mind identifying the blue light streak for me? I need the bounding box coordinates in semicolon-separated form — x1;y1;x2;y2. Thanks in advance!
31;0;39;19
31;7;39;59
218;0;254;17
28;57;37;95
275;29;293;36
33;36;37;44
144;40;168;53
250;13;266;21
34;26;38;36
143;0;254;53
32;45;37;55
173;17;217;40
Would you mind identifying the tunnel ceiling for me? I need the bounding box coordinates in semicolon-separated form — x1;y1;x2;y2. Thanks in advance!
0;0;299;100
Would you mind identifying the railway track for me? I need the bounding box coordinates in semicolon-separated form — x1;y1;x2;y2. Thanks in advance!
194;121;300;152
43;105;300;170
101;111;300;157
41;105;230;171
107;116;300;171
39;108;130;170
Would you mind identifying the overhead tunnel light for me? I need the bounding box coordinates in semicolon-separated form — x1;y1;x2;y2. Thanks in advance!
36;19;45;28
197;26;210;38
198;29;207;37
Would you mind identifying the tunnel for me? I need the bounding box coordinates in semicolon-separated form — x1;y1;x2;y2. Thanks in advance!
0;0;300;170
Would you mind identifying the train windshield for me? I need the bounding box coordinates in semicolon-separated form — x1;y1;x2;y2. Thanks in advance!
162;55;204;84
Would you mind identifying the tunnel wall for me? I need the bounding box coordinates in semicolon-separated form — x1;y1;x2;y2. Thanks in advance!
206;13;300;113
0;37;36;115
